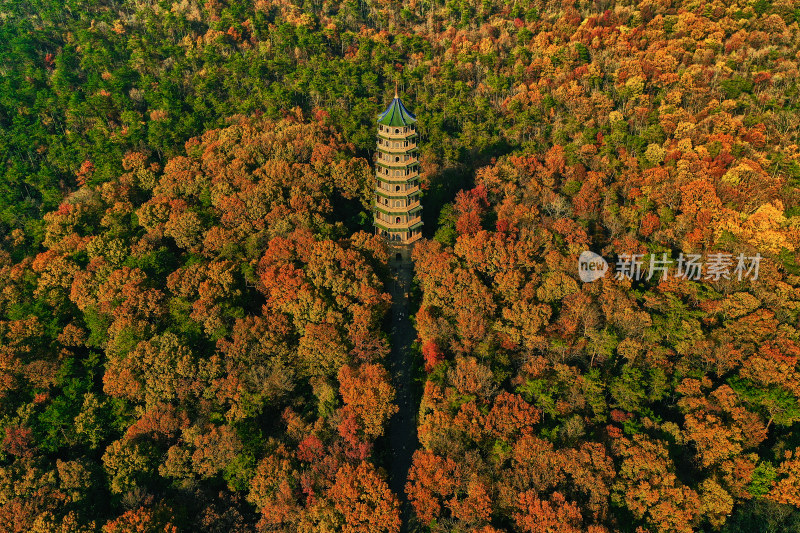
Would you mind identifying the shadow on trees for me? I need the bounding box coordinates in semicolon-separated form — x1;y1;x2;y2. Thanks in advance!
422;165;472;239
720;499;800;533
423;138;517;239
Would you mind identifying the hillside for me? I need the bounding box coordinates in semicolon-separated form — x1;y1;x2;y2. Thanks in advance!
1;0;800;531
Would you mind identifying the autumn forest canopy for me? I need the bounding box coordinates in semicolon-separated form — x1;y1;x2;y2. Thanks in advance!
2;0;800;531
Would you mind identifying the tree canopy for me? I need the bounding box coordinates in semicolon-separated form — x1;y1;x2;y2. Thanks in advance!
2;0;800;531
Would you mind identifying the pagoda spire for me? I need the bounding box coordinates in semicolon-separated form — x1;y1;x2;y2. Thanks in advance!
394;80;398;99
377;91;416;127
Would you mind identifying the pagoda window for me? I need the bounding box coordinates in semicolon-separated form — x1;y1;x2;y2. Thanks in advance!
395;217;401;224
395;185;401;192
395;156;400;162
395;128;400;134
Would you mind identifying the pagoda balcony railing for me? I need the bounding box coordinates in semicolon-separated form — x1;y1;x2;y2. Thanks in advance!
375;200;421;213
376;185;420;196
403;232;422;244
374;216;423;229
378;130;418;140
377;156;419;167
376;170;419;182
378;142;417;152
377;230;423;245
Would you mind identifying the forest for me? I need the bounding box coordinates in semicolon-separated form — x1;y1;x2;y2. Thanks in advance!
2;0;800;531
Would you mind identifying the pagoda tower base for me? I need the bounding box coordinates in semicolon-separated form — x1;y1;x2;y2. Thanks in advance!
387;240;416;263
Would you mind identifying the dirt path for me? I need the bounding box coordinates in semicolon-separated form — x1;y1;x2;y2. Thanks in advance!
385;250;418;532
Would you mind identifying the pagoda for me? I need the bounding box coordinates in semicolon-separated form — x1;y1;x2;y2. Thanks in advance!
373;86;422;244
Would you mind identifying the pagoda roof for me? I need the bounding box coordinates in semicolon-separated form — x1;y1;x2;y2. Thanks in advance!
378;96;416;127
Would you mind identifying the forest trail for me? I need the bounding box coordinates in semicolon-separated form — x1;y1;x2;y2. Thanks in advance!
385;249;418;532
